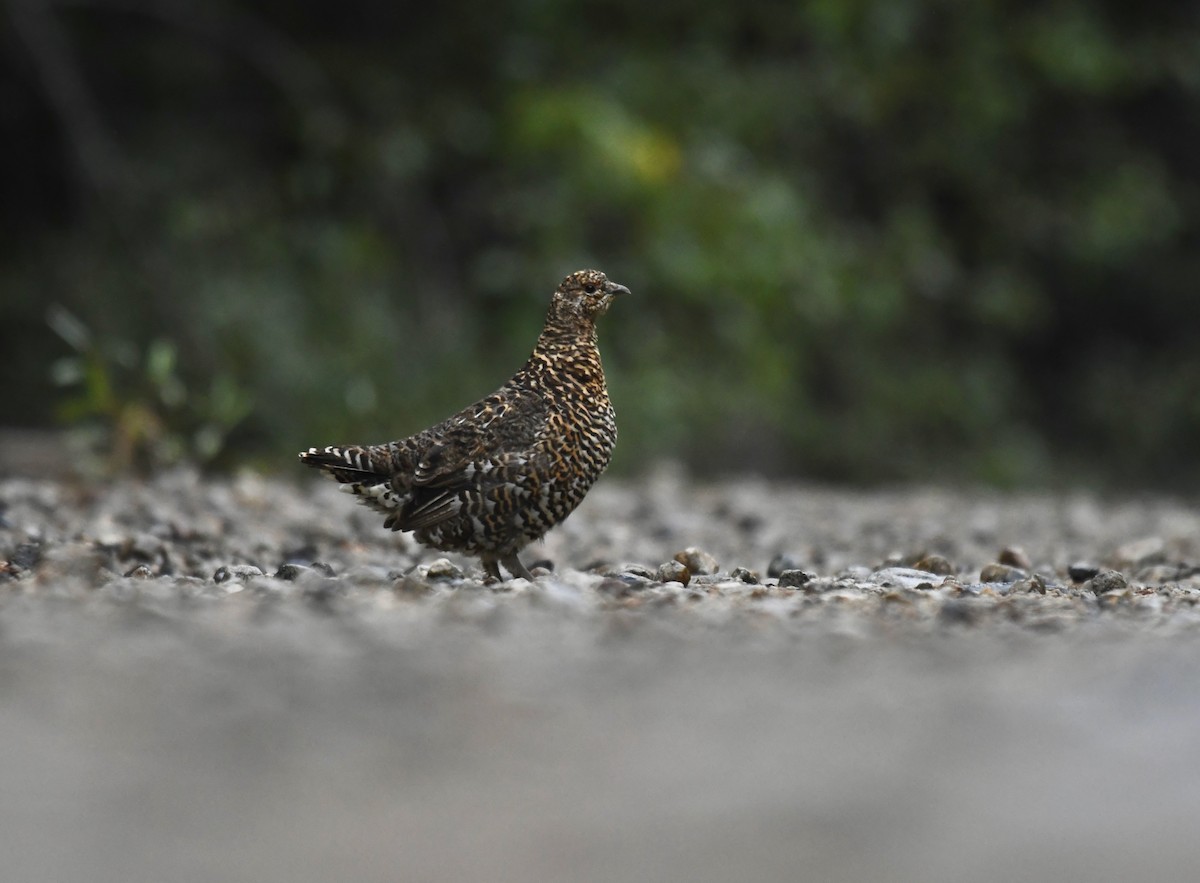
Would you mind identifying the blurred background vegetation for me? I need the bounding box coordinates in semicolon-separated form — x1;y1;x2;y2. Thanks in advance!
2;0;1198;487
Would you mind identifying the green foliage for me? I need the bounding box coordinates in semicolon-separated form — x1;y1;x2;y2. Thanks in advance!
47;306;252;475
3;0;1199;486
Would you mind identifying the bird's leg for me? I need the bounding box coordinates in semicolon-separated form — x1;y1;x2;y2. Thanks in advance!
501;554;535;581
481;556;503;582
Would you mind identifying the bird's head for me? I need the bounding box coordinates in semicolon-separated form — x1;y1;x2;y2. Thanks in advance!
548;269;631;324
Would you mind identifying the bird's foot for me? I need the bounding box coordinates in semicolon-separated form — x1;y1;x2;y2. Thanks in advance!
501;555;535;581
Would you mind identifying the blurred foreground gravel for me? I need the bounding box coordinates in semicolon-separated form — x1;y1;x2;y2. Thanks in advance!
3;468;1200;883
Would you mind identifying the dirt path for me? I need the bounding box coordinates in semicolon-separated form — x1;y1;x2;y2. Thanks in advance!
3;470;1199;882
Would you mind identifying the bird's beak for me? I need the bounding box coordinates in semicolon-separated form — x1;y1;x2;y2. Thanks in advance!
605;281;632;297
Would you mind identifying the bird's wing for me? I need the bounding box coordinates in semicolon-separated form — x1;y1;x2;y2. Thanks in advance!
385;448;537;532
385;487;460;531
411;387;547;488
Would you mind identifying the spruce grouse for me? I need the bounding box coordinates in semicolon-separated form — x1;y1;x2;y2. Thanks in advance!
300;269;630;581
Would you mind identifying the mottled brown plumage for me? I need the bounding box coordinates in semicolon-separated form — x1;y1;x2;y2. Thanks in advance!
300;269;630;580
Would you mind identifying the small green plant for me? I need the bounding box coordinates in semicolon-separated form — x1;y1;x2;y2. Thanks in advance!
48;305;253;474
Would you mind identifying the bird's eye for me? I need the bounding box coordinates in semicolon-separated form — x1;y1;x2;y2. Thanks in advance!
584;284;597;294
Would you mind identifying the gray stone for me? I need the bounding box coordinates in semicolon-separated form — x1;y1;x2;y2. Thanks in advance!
1089;570;1129;596
778;569;814;588
424;558;465;581
213;564;265;583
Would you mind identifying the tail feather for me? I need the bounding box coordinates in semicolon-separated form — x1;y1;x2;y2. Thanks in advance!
299;445;391;484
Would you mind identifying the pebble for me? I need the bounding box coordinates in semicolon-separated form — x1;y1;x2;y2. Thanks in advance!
778;569;813;588
618;563;657;580
913;554;954;575
124;564;154;579
1068;562;1101;583
998;546;1032;570
213;564;265;584
730;567;759;584
675;547;719;576
9;542;42;571
1088;570;1129;596
424;559;465;581
275;562;335;581
656;560;691;585
979;563;1027;584
1012;574;1048;595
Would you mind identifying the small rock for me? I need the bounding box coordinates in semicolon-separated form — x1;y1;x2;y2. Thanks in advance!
1012;573;1047;594
123;564;154;579
675;547;719;576
778;569;814;588
913;554;955;575
276;563;310;581
767;553;801;578
730;566;759;584
1068;562;1101;583
213;564;264;584
619;563;657;580
424;558;465;581
998;546;1032;570
979;563;1027;584
9;542;42;571
1088;570;1128;596
656;560;691;585
277;560;335;581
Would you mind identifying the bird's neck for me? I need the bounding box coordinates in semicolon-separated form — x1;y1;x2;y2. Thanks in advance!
521;319;605;390
535;315;598;355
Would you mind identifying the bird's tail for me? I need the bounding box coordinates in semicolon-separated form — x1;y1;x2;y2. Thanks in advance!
299;445;392;485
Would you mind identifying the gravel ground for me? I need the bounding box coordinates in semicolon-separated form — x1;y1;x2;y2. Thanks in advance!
3;467;1200;883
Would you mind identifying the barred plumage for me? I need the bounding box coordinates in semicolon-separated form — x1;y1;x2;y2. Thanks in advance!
299;269;630;580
